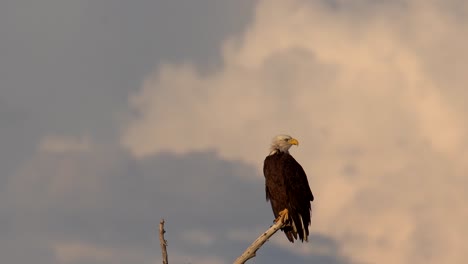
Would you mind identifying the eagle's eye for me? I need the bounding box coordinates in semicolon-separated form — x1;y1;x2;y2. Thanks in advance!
284;138;289;141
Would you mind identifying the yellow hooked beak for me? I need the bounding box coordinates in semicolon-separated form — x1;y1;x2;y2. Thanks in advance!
288;138;299;146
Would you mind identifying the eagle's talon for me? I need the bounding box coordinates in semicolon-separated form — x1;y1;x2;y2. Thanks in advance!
275;208;289;223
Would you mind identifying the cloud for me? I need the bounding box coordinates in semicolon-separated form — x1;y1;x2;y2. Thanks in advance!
2;139;351;264
54;242;115;263
122;0;468;263
179;229;216;247
170;254;227;264
38;135;92;153
122;0;468;162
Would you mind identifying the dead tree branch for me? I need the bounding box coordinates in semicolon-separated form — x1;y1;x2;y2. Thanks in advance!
159;219;168;264
233;215;286;264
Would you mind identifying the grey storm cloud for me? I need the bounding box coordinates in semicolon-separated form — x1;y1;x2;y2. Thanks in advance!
1;146;350;264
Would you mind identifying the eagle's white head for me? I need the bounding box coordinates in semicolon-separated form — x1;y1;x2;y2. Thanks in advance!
269;134;299;155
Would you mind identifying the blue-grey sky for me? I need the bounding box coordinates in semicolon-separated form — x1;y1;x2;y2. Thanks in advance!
0;0;254;172
2;0;468;263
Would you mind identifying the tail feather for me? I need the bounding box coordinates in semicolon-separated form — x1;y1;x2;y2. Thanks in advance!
281;226;296;243
283;211;309;243
298;214;307;242
285;230;295;243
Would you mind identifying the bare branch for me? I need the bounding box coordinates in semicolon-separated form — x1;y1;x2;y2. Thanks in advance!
233;215;286;264
159;219;168;264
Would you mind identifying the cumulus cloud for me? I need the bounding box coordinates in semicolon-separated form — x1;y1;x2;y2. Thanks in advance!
38;135;92;153
122;0;468;263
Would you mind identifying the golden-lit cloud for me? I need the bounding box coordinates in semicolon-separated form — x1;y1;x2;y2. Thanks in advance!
122;0;468;263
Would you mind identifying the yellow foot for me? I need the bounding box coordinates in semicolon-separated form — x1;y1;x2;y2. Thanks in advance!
274;208;289;223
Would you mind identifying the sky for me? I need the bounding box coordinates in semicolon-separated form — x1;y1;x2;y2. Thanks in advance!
1;0;467;263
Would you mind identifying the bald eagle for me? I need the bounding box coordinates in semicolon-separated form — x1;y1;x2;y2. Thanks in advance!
264;135;314;243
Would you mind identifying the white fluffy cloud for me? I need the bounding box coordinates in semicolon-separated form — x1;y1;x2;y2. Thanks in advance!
122;0;468;263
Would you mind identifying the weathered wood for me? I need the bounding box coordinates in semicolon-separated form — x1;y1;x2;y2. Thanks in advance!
233;215;286;264
159;219;168;264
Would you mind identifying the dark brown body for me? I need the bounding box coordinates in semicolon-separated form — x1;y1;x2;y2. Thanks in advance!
264;151;314;242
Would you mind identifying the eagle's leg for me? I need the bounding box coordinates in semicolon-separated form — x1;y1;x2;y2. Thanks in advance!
274;208;289;223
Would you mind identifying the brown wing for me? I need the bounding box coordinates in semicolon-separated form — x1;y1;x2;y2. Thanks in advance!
264;153;289;219
283;154;314;242
264;152;314;242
